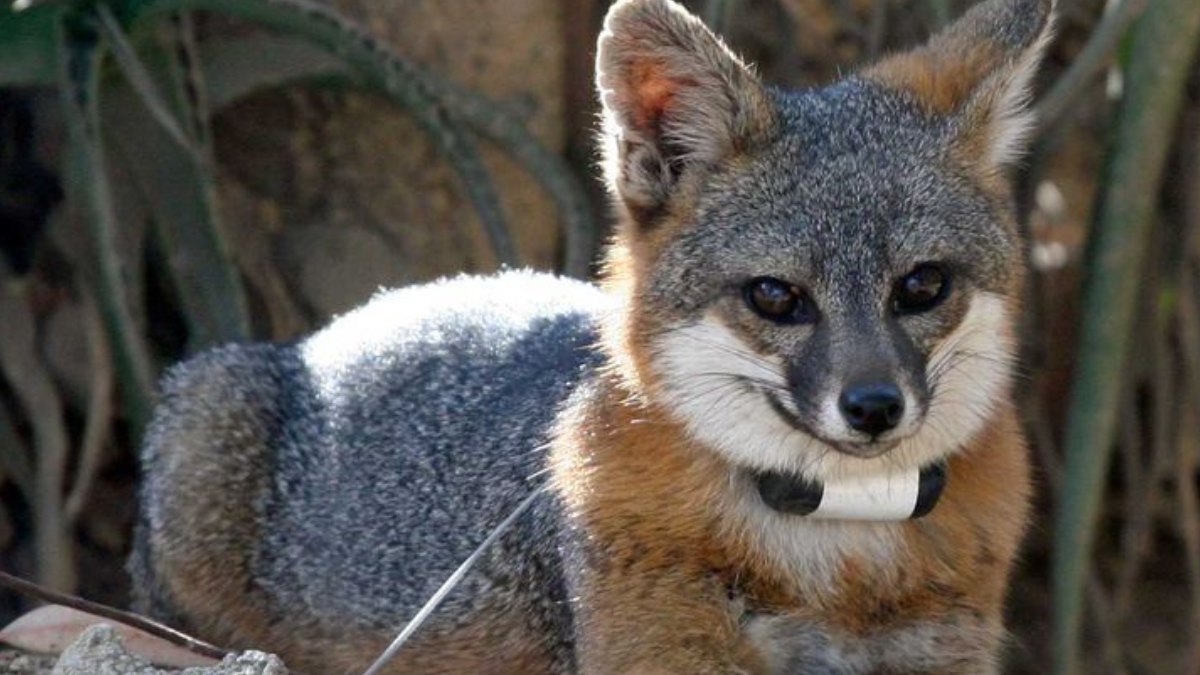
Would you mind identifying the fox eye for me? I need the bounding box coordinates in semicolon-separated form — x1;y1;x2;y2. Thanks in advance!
744;277;816;324
893;264;949;314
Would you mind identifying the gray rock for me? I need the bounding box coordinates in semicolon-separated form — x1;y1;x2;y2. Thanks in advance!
48;625;287;675
50;625;159;675
0;650;59;675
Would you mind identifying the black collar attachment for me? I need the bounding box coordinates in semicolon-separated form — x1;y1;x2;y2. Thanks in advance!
755;471;824;516
754;461;947;520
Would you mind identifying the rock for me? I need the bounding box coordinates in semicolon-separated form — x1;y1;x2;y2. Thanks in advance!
212;0;569;329
2;606;209;669
277;220;409;319
183;653;288;675
51;625;159;675
46;625;287;675
0;649;59;675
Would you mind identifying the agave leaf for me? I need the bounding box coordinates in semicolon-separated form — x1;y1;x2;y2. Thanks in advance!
57;9;156;429
196;33;596;276
102;30;249;349
0;3;60;87
427;77;597;277
94;3;192;151
132;0;603;271
161;13;250;346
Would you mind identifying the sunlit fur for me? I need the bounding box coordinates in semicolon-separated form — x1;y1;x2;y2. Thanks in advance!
651;292;1014;483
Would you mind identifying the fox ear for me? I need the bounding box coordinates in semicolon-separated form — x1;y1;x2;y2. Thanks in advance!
865;0;1055;173
596;0;775;223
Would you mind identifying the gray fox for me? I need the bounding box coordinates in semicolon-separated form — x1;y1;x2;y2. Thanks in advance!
130;0;1052;673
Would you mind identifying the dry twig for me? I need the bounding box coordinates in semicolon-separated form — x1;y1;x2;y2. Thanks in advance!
0;570;228;662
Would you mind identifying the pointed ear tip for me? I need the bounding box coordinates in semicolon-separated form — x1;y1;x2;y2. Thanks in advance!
601;0;686;30
1012;0;1058;45
1035;0;1058;36
598;0;683;61
596;0;738;86
950;0;1056;49
1026;0;1058;65
994;0;1055;20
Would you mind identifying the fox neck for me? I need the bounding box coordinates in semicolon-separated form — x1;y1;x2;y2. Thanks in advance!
595;238;682;404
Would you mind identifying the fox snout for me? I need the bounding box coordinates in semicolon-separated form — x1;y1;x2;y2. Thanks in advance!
838;380;905;438
796;366;925;457
779;322;929;454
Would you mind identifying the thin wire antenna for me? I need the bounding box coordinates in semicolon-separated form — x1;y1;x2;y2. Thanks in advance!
359;486;546;675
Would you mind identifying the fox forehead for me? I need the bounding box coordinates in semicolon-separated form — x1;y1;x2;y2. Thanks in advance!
771;78;945;162
645;80;1018;307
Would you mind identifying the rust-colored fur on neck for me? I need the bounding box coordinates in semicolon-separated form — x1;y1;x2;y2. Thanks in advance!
551;349;1030;673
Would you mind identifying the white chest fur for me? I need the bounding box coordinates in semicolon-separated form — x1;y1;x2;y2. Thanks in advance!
723;479;907;596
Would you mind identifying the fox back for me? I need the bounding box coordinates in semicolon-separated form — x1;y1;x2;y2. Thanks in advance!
131;273;608;673
132;0;1052;673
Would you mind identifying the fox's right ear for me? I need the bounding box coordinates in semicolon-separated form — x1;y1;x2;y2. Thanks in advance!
596;0;775;225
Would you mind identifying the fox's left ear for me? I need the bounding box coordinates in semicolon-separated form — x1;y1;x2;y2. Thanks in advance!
596;0;775;225
865;0;1055;173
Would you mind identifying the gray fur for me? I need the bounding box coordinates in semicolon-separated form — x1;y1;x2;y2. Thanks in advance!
745;612;1003;675
133;272;609;670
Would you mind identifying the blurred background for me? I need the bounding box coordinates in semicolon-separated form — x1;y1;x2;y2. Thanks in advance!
0;0;1196;674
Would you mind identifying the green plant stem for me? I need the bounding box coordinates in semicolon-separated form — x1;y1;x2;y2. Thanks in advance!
96;4;192;150
414;79;597;277
1035;0;1150;134
169;13;252;343
1052;0;1200;673
57;11;155;430
129;0;517;267
96;9;251;348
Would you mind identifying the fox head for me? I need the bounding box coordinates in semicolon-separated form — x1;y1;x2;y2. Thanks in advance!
596;0;1052;481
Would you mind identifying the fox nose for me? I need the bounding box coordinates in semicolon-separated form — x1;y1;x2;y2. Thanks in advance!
839;381;904;437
